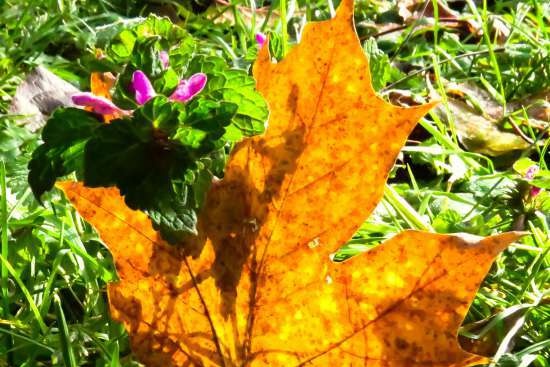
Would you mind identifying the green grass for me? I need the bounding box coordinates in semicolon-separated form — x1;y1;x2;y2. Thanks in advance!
0;0;549;366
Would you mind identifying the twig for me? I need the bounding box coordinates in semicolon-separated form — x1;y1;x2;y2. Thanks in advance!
506;117;535;145
389;0;431;63
381;47;506;92
366;18;476;40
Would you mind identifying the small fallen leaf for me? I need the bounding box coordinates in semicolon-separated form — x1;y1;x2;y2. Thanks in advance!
433;81;531;156
57;1;520;366
435;98;530;156
445;82;548;126
397;0;480;37
508;88;550;124
9;66;79;131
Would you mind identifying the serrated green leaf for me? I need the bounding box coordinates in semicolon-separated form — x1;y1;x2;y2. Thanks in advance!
188;55;269;138
364;38;403;91
28;108;101;200
83;96;219;240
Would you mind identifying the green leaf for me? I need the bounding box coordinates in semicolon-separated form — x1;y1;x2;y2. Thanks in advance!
146;182;199;242
176;99;237;150
83;96;215;241
83;97;186;192
531;171;550;189
513;157;537;176
83;116;155;190
363;38;403;91
28;108;101;201
187;55;269;139
109;30;136;60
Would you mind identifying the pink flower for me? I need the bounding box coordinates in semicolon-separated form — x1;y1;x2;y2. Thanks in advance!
71;92;130;116
525;165;539;180
133;70;207;104
73;69;207;117
169;73;207;103
132;70;157;105
530;187;542;197
255;32;267;48
524;164;542;198
159;51;170;69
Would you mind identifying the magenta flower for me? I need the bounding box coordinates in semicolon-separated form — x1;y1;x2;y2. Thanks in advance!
524;164;542;198
525;165;539;180
132;70;157;105
72;92;130;116
169;73;208;102
132;70;207;104
73;69;207;117
530;187;542;197
256;32;267;48
159;51;170;69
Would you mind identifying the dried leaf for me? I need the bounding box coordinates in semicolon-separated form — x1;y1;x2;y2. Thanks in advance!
397;0;480;37
509;88;550;123
60;183;521;366
90;71;117;122
9;66;79;131
58;1;520;366
433;81;533;156
435;98;530;156
90;72;116;99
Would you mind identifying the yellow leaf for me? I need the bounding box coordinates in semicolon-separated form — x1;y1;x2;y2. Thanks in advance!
60;182;521;367
57;1;521;366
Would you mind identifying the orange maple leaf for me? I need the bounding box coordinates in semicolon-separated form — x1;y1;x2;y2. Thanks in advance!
59;0;521;365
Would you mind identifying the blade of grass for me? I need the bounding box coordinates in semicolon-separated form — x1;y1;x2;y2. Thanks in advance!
54;293;77;367
0;327;55;352
384;184;434;231
280;0;288;55
0;160;12;367
0;253;48;334
1;161;8;318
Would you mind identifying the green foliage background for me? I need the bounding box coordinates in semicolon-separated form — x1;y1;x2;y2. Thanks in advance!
0;0;548;366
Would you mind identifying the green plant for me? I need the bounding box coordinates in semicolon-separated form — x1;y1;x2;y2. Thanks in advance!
28;16;269;242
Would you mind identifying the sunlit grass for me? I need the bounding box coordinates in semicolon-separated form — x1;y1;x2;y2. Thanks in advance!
0;0;548;365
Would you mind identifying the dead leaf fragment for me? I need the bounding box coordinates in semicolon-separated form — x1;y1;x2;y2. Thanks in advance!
397;0;481;37
436;98;530;156
90;71;118;122
9;66;79;131
433;81;535;156
57;0;520;366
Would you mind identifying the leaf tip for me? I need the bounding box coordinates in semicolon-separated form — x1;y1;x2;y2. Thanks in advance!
335;0;355;19
484;231;527;252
